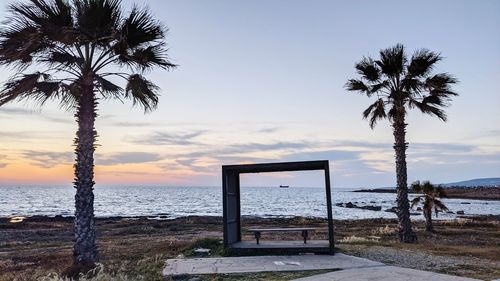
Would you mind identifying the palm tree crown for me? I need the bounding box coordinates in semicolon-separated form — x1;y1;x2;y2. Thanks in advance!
411;180;449;215
0;0;175;266
0;0;176;110
411;180;449;232
346;44;458;128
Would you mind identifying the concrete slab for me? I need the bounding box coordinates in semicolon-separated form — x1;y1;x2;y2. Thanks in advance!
292;265;481;281
163;253;384;276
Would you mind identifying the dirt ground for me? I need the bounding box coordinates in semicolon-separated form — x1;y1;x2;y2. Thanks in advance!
0;215;499;280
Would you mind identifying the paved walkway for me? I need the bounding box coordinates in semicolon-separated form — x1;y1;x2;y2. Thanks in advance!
163;254;481;280
292;265;480;281
163;253;383;275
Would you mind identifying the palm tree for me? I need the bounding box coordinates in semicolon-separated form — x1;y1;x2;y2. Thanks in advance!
346;44;457;243
0;0;175;266
410;181;449;232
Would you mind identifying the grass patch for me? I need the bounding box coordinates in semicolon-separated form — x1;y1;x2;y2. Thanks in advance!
184;238;226;257
338;235;380;244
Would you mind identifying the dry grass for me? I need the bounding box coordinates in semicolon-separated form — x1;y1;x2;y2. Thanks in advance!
371;225;396;236
338;235;380;244
1;216;499;280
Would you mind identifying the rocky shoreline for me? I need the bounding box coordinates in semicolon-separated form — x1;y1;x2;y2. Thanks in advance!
353;186;500;200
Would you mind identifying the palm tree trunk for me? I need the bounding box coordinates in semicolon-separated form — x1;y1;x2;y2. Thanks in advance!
392;117;418;243
424;208;433;232
73;81;98;265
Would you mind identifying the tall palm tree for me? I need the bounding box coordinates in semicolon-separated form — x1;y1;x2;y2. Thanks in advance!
346;44;457;243
410;180;449;232
0;0;175;265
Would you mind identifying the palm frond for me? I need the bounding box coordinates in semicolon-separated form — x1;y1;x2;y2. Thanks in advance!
0;72;71;107
363;98;386;129
95;76;123;99
9;0;75;44
74;0;121;43
407;49;441;77
401;77;423;94
411;181;422;192
376;44;406;76
409;97;447;121
434;199;449;213
355;57;380;82
125;74;159;112
117;6;165;49
345;79;370;95
44;51;84;68
0;23;45;66
425;73;458;90
370;81;388;94
118;44;176;71
422;181;434;194
410;197;422;209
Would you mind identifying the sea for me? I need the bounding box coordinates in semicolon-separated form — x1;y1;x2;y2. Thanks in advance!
0;185;498;220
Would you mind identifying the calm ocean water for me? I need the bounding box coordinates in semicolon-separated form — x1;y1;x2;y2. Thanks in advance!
0;185;498;220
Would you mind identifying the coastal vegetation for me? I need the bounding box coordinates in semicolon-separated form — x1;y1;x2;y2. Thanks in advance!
0;216;498;280
0;0;175;267
410;181;449;232
346;44;458;243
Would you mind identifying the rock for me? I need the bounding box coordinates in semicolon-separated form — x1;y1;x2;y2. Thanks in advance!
359;205;382;211
194;248;211;256
345;202;356;208
335;202;381;211
410;212;420;216
446;211;454;214
370;201;376;203
460;202;471;205
385;207;398;213
416;207;422;211
457;210;465;215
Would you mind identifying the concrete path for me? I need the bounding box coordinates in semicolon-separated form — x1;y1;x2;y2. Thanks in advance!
292;265;480;281
163;253;383;275
163;254;481;280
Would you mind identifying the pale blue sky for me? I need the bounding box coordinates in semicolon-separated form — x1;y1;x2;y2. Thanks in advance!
0;0;499;187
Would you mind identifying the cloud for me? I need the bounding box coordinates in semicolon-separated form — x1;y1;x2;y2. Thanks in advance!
227;141;310;152
0;154;7;169
256;127;280;133
0;108;31;115
21;150;74;168
282;149;360;162
107;121;153;127
97;152;163;165
410;142;475;153
0;131;41;140
0;107;72;124
128;131;205;146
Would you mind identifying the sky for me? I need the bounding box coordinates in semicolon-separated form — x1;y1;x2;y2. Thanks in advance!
0;0;499;188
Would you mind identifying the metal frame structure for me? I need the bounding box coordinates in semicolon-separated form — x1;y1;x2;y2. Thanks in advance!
222;160;334;254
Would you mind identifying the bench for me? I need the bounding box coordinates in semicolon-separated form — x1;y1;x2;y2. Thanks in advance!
247;228;316;244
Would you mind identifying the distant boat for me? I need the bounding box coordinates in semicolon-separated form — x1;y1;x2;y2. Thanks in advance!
279;185;289;188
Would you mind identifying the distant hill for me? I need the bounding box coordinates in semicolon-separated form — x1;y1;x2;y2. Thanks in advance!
440;177;500;187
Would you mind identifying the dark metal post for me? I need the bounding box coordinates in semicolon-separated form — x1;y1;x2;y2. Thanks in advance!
324;162;335;254
222;168;228;246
